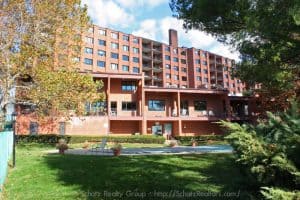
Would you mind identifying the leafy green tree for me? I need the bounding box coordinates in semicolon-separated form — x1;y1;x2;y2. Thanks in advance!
220;101;300;199
0;0;103;126
170;0;300;111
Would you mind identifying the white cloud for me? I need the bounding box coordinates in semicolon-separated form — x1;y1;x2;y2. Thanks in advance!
132;19;158;40
81;0;134;28
115;0;166;8
159;17;239;60
82;0;239;60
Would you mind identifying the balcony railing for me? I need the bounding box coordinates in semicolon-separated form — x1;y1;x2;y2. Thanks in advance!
153;67;163;72
142;65;152;71
142;54;152;60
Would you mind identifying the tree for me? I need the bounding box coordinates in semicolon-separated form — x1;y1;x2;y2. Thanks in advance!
0;0;104;127
220;101;300;199
170;0;300;112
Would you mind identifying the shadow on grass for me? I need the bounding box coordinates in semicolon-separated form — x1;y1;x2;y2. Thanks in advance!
44;153;258;200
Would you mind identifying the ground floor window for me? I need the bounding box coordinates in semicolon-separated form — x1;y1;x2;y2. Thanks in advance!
148;100;165;111
194;100;207;111
122;102;136;111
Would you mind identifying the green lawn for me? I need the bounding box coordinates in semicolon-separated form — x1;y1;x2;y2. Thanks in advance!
3;144;258;200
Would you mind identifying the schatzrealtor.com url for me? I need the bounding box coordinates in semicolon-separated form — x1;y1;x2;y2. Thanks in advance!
86;190;241;199
6;190;241;199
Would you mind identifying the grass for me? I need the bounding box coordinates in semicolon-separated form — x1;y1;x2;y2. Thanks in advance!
3;143;258;200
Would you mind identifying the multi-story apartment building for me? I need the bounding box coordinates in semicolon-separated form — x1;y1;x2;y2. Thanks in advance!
17;25;257;136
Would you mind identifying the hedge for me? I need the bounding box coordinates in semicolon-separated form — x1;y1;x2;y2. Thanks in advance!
174;135;225;144
16;134;165;144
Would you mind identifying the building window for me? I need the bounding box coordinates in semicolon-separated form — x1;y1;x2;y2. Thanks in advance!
133;47;139;54
202;61;207;65
202;52;207;57
165;64;171;69
123;35;129;41
194;101;207;111
132;67;139;73
165;46;170;51
99;29;106;35
173;66;179;71
122;65;129;72
97;61;105;68
196;76;201;81
84;47;93;54
148;100;165;111
88;27;94;33
111;42;119;49
203;69;208;74
181;59;186;64
181;50;186;55
196;67;201;73
98;50;106;57
72;57;80;62
85;37;93;44
174;75;179;80
195;59;200;64
182;76;187;81
132;57;139;63
84;58;93;65
165;55;170;60
224;74;229;78
182;68;187;72
123;45;129;51
173;48;178;54
111;63;118;70
122;81;137;91
173;57;178;62
203;78;208;83
166;73;171;79
111;52;119;59
195;50;200;55
224;66;228;71
133;38;139;44
98;39;106;46
122;102;136;111
111;32;118;39
122;55;129;61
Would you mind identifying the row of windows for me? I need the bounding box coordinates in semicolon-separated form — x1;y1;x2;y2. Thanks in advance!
112;100;207;112
165;47;186;56
86;38;139;51
83;58;139;72
165;74;187;81
87;28;139;43
148;100;207;111
195;59;207;65
85;42;139;53
165;64;187;72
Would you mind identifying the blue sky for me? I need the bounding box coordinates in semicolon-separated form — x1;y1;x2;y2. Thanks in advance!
81;0;239;60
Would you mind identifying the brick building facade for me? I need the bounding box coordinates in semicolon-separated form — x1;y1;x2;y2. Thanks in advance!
17;25;257;136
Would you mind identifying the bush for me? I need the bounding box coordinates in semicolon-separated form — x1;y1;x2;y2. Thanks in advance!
220;101;300;199
174;135;224;144
17;134;165;144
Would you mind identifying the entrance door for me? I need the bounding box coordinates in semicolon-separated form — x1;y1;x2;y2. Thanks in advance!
152;125;162;136
164;123;172;139
110;101;117;116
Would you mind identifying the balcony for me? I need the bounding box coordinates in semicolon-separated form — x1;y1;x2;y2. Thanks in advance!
180;109;189;116
142;65;152;71
142;46;151;52
144;75;152;80
142;53;152;60
153;67;163;72
153;76;162;82
153;47;162;53
153;57;162;63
